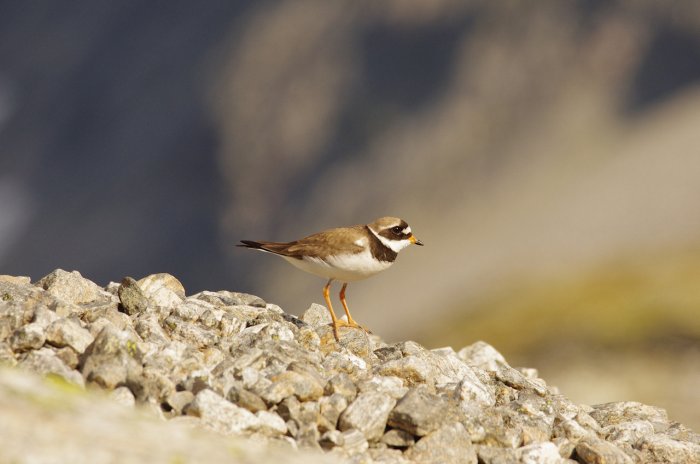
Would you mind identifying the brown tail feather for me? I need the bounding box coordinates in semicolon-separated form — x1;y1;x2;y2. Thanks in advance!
237;240;295;256
238;240;265;250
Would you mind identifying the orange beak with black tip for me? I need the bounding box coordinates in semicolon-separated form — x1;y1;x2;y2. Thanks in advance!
409;235;424;246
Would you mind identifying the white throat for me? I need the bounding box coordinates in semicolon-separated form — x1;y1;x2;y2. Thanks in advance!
368;226;411;253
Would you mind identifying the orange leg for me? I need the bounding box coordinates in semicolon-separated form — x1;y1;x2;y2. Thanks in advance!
323;279;341;341
339;283;370;332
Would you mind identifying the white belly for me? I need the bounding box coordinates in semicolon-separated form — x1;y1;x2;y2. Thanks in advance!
282;249;392;282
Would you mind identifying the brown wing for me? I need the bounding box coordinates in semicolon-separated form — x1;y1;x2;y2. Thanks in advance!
284;225;366;258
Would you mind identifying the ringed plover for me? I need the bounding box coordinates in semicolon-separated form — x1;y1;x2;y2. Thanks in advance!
238;216;423;341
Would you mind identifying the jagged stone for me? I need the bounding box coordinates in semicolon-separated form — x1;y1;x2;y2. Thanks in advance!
405;422;477;464
17;347;84;386
319;393;348;430
81;325;144;389
32;306;59;329
37;269;110;305
381;429;415;448
458;341;507;371
338;391;396;441
590;401;669;429
370;447;411;464
10;322;45;352
325;372;358;402
165;390;194;414
227;383;267;413
575;437;634;464
388;385;454;436
301;303;332;326
0;275;31;285
191;290;266;308
45;318;94;353
186;388;286;437
117;276;149;315
137;273;185;308
338;428;369;455
0;342;15;366
637;433;700;463
110;386;136;407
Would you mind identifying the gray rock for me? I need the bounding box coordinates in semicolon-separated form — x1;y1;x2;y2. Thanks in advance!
453;367;496;407
405;422;477;464
45;318;94;354
322;350;368;381
590;401;669;430
357;375;407;400
137;273;186;308
227;383;267;413
10;322;46;351
458;341;508;371
0;342;15;366
37;269;110;305
130;366;176;403
517;441;566;464
117;276;149;315
254;409;288;437
186;388;286;437
603;419;655;444
0;278;47;314
319;393;348;430
381;429;415;448
0;275;31;285
81;326;144;389
301;303;332;326
325;372;358;402
476;445;519;464
164;315;219;348
319;429;345;450
109;386;136;407
494;363;548;396
17;347;84;387
219;312;247;339
32;306;60;329
637;432;700;463
165;390;194;414
339;391;396;441
173;298;214;321
54;346;80;369
277;395;302;422
295;401;322;449
84;307;131;333
267;369;324;402
575;437;633;464
134;313;169;344
388;385;454;436
369;447;411;464
192;290;266;308
339;428;369;455
375;355;432;387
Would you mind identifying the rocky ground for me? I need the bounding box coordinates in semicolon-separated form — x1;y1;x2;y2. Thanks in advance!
0;270;698;463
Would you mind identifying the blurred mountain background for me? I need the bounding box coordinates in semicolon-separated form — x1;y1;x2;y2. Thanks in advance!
1;1;699;429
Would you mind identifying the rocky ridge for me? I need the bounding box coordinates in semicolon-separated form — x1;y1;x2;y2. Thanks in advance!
0;270;698;463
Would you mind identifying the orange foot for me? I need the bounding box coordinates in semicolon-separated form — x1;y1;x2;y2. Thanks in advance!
336;319;373;334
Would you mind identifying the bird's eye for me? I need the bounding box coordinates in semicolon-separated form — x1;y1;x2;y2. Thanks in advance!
391;226;402;234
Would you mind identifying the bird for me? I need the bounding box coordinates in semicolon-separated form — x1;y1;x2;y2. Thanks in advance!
237;216;423;341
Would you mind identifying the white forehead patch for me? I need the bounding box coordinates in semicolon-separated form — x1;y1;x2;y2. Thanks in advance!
402;226;411;235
